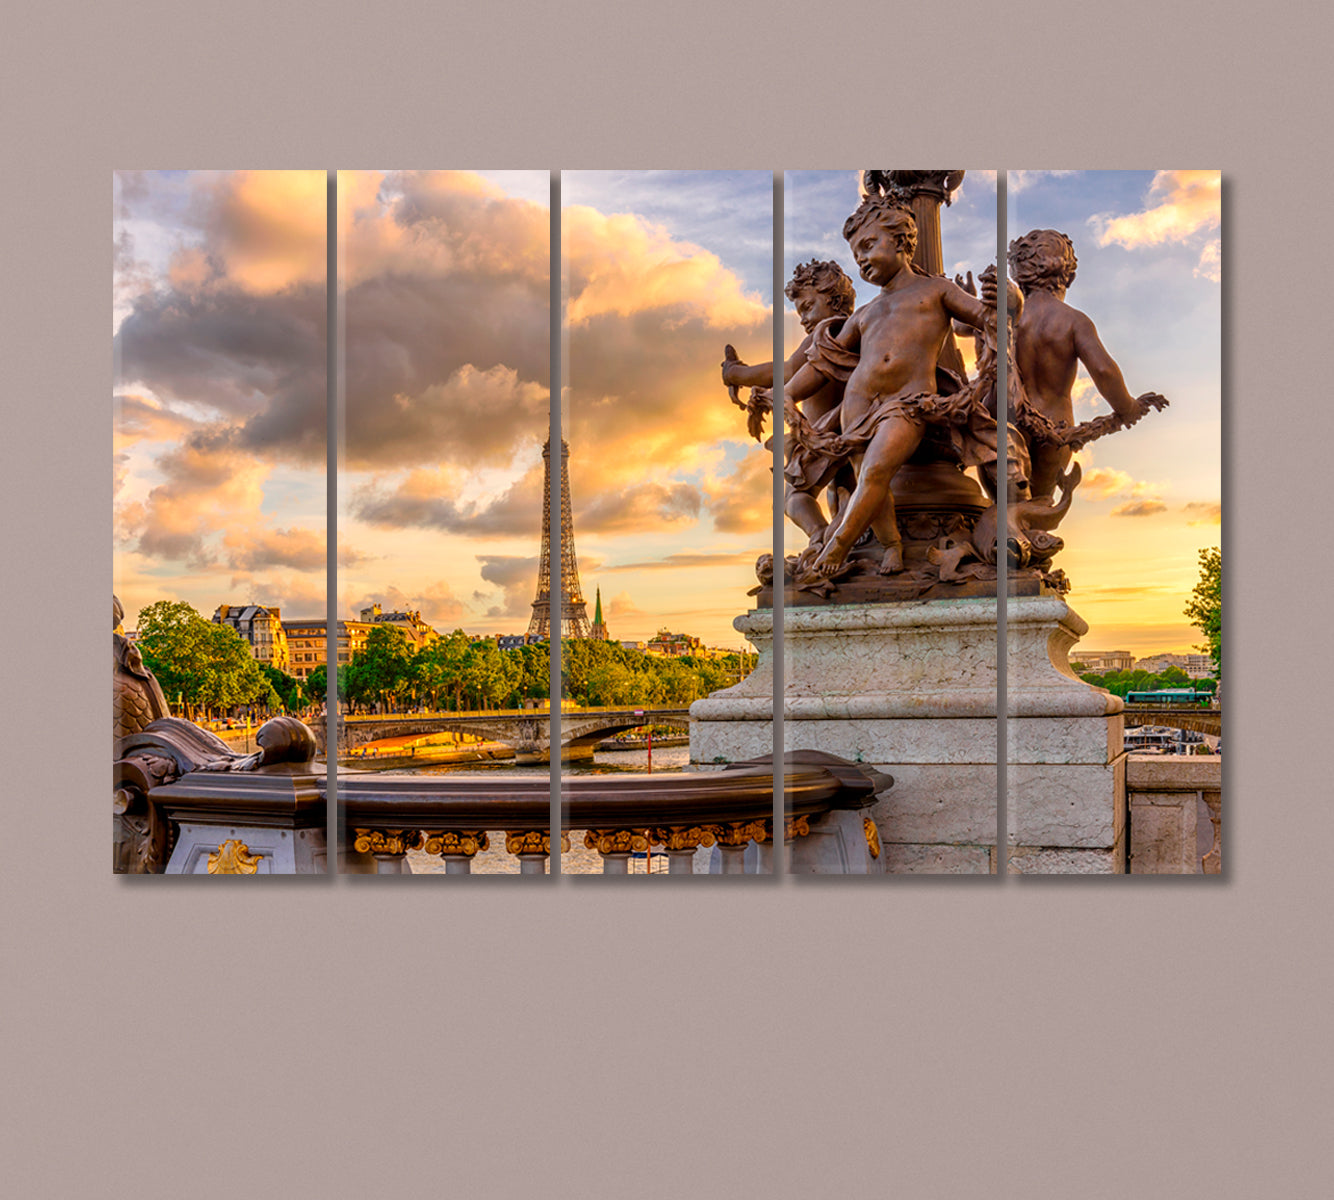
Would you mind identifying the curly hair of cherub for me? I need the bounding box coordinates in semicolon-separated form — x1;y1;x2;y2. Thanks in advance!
784;259;857;316
1008;230;1078;293
842;194;918;257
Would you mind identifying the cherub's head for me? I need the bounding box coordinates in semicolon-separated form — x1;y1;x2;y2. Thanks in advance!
1008;230;1077;294
784;259;857;331
842;196;918;284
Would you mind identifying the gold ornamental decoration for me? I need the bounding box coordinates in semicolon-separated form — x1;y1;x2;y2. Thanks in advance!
207;839;262;874
863;817;881;859
785;816;811;840
711;820;768;847
583;829;650;855
423;831;489;857
352;829;422;856
506;830;551;856
647;826;717;852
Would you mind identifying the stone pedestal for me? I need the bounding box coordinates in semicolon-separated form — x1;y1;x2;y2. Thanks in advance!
1006;597;1125;874
692;599;1000;874
691;596;1127;875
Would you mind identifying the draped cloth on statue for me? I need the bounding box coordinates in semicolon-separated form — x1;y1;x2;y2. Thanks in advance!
785;315;1002;490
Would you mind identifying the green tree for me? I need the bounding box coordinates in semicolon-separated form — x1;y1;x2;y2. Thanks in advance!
260;664;303;713
305;664;328;707
137;600;272;718
345;624;415;711
1184;546;1221;677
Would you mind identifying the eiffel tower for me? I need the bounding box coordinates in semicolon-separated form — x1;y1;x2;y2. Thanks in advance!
527;437;592;639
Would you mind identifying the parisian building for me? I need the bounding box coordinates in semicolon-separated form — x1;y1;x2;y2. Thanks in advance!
213;604;289;673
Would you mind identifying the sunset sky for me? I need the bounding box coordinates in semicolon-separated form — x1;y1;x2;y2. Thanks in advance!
337;169;549;637
1008;170;1221;657
114;170;327;629
562;171;773;649
114;169;1218;660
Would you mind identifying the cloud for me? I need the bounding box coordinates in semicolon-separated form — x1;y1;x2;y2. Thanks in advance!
337;170;774;546
195;171;326;293
1110;500;1169;517
1080;466;1162;505
1195;239;1222;282
340;171;550;472
562;205;766;330
346;582;468;627
113;392;198;452
1079;467;1137;500
703;450;773;534
1070;375;1098;413
230;573;327;620
607;591;647;618
118;424;269;563
476;554;539;618
338;541;373;566
1093;170;1221;251
347;365;547;472
576;479;703;534
222;526;326;571
1183;501;1222;526
349;463;543;539
1008;170;1077;194
600;551;757;573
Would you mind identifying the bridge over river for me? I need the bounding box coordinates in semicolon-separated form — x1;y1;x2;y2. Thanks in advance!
1122;704;1221;738
309;705;691;763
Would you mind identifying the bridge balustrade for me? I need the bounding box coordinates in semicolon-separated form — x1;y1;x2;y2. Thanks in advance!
338;754;883;875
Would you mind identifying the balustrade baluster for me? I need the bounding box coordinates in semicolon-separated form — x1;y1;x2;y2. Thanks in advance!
352;829;419;874
423;831;489;875
648;826;716;875
585;830;649;875
506;831;553;875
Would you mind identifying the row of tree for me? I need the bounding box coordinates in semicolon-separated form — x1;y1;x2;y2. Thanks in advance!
131;601;757;719
134;601;300;718
338;624;755;712
1076;666;1218;699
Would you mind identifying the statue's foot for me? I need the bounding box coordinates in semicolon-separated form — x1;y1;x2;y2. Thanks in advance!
878;544;905;575
812;541;848;578
806;524;830;550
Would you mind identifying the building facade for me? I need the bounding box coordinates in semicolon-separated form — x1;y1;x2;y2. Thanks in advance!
1068;649;1135;674
213;604;289;673
645;628;704;657
280;619;376;681
358;604;439;649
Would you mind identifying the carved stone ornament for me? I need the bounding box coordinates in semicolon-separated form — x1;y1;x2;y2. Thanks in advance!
422;831;489;857
506;830;552;856
352;828;422;856
647;826;718;852
207;839;263;874
113;593;319;873
863;817;882;859
583;829;650;855
712;820;768;847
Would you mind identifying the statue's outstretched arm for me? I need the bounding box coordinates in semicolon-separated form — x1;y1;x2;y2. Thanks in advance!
1072;311;1144;421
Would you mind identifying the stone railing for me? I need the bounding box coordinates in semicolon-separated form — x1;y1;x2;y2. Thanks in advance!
1126;756;1222;874
142;753;886;874
339;752;885;875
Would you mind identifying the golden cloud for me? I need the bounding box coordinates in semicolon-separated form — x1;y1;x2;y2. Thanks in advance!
1110;500;1169;518
1183;501;1222;526
563;206;768;330
1079;466;1163;505
1094;170;1220;251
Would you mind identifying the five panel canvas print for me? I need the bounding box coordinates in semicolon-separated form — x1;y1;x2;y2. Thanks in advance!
112;170;1221;876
